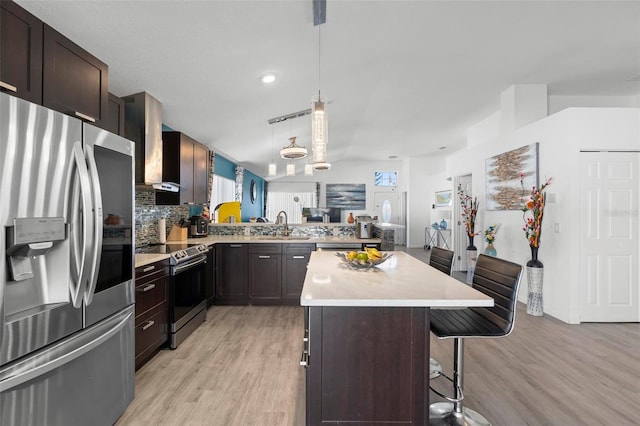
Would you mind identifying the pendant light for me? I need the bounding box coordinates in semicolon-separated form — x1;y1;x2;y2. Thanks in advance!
267;125;276;176
280;136;307;159
286;162;295;176
304;163;314;176
311;21;330;171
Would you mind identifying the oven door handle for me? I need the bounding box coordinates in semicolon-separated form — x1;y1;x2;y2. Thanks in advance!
172;256;207;275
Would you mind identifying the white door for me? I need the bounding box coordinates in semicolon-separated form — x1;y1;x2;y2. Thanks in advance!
374;192;404;244
453;175;472;272
579;151;639;322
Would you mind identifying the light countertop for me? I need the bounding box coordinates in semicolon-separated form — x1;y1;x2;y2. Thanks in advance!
184;235;381;246
300;251;493;308
134;253;171;268
134;235;381;268
373;222;405;229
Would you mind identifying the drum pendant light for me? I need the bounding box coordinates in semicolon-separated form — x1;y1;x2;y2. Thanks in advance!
280;136;307;159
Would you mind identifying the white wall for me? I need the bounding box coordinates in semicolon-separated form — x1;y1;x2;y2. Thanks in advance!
442;107;639;323
549;95;639;115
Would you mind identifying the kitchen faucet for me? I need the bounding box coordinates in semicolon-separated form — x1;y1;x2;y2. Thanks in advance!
276;210;290;236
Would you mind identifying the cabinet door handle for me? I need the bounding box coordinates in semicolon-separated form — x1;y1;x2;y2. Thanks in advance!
0;81;17;92
292;255;305;259
258;255;271;259
229;244;243;248
137;284;156;292
141;320;155;331
73;111;96;122
300;350;309;367
142;265;155;273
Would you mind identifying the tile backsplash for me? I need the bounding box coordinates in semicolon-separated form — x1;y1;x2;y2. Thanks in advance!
135;189;189;247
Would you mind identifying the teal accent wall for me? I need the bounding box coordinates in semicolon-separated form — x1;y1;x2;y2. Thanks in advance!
214;154;236;180
214;154;264;222
242;169;264;222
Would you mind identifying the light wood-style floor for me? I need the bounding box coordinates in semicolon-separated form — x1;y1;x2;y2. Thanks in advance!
117;250;640;426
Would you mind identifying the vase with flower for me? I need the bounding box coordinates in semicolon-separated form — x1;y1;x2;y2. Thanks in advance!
521;174;552;316
484;224;498;257
458;186;479;284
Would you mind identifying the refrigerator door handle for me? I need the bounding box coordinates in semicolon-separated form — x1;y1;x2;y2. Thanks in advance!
83;144;103;305
0;307;133;393
69;142;95;308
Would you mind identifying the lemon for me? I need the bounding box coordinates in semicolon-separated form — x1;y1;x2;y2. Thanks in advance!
346;251;358;261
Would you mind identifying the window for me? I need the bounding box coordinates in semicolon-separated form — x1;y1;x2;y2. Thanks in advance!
374;171;397;187
266;192;317;224
210;175;235;209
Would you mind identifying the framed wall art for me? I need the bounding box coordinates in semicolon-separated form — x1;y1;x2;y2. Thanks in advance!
486;142;539;210
326;183;366;209
434;190;452;207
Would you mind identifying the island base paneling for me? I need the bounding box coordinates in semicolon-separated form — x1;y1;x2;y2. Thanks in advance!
305;306;429;425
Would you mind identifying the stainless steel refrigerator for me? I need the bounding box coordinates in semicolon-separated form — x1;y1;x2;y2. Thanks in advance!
0;92;135;425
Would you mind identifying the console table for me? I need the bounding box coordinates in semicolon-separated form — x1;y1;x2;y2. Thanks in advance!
425;227;452;250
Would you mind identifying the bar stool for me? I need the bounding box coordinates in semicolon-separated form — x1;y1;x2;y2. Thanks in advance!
428;247;455;379
429;254;523;426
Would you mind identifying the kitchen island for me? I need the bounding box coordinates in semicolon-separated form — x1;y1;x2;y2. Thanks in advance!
300;251;493;425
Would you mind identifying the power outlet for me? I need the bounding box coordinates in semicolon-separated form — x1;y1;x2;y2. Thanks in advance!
244;227;250;236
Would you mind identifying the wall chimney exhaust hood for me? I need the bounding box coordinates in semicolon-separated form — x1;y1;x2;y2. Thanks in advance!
124;92;179;192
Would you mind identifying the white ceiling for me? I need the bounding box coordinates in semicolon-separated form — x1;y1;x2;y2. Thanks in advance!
17;0;640;178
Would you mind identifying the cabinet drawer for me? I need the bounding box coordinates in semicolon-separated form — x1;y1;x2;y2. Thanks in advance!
248;243;282;254
283;243;316;252
135;261;168;284
135;274;168;318
135;306;168;368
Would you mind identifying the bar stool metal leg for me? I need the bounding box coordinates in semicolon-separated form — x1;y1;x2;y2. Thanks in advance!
429;339;491;426
430;357;443;379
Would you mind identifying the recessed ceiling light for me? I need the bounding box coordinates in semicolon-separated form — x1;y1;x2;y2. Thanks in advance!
262;73;277;84
388;155;398;159
438;146;447;150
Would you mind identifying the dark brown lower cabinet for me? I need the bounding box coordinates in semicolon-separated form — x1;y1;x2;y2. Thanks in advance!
304;306;430;425
215;243;248;305
248;244;282;304
282;243;314;304
134;261;169;370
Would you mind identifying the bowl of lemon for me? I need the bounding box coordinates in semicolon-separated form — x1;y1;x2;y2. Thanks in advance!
336;247;392;269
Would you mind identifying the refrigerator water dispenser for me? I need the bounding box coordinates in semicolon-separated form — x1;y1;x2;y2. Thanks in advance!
6;217;66;281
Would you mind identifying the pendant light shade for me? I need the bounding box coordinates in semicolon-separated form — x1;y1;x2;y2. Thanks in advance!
268;125;277;176
280;136;307;159
286;163;295;176
304;163;314;176
311;19;329;171
313;161;331;171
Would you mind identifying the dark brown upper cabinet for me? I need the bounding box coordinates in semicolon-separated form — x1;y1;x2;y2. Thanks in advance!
42;24;108;127
106;92;125;136
156;131;209;206
0;1;43;104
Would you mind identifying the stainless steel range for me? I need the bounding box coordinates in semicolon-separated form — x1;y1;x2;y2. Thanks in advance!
136;243;208;348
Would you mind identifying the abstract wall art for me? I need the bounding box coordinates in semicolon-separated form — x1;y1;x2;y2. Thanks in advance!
326;183;366;209
486;143;539;210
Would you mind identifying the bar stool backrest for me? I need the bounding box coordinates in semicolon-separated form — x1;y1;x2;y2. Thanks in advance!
429;247;455;276
470;254;523;337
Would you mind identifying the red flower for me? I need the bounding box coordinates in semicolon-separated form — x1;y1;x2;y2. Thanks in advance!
520;176;552;248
